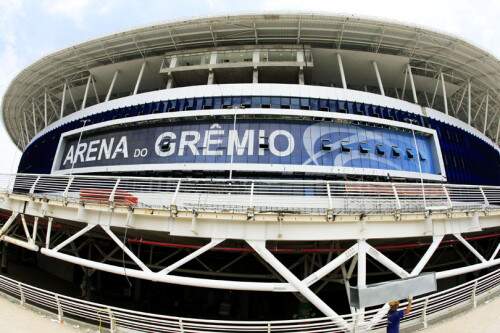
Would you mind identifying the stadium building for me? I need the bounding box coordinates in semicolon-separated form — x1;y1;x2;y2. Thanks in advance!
0;13;499;332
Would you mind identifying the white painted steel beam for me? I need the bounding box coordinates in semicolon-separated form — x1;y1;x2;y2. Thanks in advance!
410;235;444;276
0;212;18;238
337;54;347;89
365;243;410;278
303;243;358;286
52;225;96;252
356;240;367;324
45;217;53;249
491;243;500;260
496;118;500;143
44;90;48;127
483;92;489;134
59;82;66;119
133;62;146;95
41;248;291;291
372;61;385;96
407;64;418;104
80;76;92;110
440;72;448;115
158;238;224;274
454;84;467;116
454;234;487;263
468;80;472;125
248;240;349;329
22;114;30;142
101;225;151;272
66;83;77;111
31;101;38;133
20;214;32;243
401;68;408;100
1;235;39;251
105;70;119;102
436;258;500;279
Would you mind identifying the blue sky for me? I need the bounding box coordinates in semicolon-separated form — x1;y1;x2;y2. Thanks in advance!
1;0;499;173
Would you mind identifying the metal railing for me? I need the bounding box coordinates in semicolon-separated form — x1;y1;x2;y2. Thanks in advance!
0;268;498;332
1;173;499;215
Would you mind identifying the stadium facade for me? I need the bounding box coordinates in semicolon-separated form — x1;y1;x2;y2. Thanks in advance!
0;13;500;330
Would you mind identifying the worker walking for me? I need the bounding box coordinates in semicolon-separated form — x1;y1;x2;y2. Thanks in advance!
387;297;412;333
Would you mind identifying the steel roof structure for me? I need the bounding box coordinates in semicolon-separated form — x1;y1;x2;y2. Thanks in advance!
2;13;500;148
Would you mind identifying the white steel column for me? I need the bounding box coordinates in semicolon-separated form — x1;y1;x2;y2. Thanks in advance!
23;114;30;142
440;72;448;115
166;77;173;89
44;90;48;127
31;101;38;133
467;80;472;125
45;217;53;249
207;71;215;85
337;53;347;89
80;75;92;110
356;239;367;326
496;118;500;143
248;240;348;329
407;64;418;104
483;92;489;134
372;61;385;96
60;82;67;119
253;51;259;84
105;70;119;102
401;69;408;100
133;62;146;95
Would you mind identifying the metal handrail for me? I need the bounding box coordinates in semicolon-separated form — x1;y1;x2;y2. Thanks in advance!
0;268;498;332
1;173;499;215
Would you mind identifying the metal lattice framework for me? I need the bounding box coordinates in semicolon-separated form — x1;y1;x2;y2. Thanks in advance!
3;13;500;148
0;173;499;331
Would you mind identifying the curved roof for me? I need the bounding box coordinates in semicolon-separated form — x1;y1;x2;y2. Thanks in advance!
2;13;500;147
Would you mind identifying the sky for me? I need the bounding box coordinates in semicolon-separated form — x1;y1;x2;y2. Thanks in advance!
1;0;499;173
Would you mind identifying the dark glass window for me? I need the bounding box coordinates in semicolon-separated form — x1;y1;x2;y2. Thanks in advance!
376;144;385;156
359;142;370;154
341;141;351;153
392;146;401;157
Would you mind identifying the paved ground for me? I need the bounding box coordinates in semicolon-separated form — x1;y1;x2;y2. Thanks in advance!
0;291;499;332
420;296;500;333
0;296;90;333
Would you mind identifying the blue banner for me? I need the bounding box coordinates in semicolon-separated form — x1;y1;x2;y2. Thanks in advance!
56;120;439;175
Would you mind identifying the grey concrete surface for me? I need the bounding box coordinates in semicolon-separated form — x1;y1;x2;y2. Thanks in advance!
0;296;94;333
419;296;500;333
